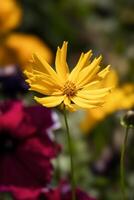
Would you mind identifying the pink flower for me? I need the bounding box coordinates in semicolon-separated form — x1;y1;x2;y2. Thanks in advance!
0;100;60;188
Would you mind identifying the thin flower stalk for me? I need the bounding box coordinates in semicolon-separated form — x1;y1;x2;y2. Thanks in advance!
120;126;129;200
63;106;76;200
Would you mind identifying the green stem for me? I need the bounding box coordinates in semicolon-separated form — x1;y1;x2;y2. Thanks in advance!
54;133;61;181
63;107;76;200
120;126;129;200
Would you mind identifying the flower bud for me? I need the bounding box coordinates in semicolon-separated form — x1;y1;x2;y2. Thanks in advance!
121;110;134;128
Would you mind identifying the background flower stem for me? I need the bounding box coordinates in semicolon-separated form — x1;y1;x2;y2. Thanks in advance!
120;126;129;200
63;106;76;200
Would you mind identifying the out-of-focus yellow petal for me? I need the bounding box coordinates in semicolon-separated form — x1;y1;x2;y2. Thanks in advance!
80;80;134;134
0;0;22;34
80;108;106;133
99;69;118;88
0;34;53;70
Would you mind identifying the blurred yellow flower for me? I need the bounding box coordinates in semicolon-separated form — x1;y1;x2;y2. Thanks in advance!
0;0;22;34
24;41;112;111
0;33;53;69
80;70;134;133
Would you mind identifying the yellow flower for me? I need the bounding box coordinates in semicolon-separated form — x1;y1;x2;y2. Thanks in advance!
0;33;53;69
0;0;22;34
25;41;112;111
80;70;134;133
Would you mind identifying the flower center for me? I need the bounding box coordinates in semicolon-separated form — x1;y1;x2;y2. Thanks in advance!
62;81;77;97
0;131;19;154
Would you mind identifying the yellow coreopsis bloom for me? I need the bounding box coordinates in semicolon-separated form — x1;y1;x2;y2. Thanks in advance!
25;41;112;111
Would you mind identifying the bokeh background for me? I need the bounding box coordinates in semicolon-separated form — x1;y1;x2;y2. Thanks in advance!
0;0;134;199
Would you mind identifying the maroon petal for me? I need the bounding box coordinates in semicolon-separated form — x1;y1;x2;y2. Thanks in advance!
25;106;55;132
13;112;36;139
0;101;61;189
18;136;60;158
0;186;42;200
16;145;53;186
0;155;51;187
0;101;23;132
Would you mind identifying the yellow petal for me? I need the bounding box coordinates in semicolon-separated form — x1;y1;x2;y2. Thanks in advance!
71;96;101;109
24;70;33;78
98;65;110;78
27;75;58;93
32;54;63;84
30;81;62;95
25;66;62;91
77;90;109;100
34;96;64;107
64;97;80;111
30;54;49;74
64;95;71;106
76;94;104;104
60;42;69;73
65;104;77;112
55;41;69;80
69;50;92;82
81;80;100;90
83;87;112;95
76;56;102;87
55;47;61;71
63;96;76;111
30;85;52;95
100;69;118;88
76;51;92;70
35;74;61;89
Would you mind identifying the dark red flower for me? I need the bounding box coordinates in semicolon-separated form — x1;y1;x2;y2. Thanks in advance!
0;186;42;200
0;100;61;188
6;181;97;200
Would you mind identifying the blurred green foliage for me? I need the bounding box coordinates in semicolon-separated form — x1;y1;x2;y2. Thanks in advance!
18;0;134;82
